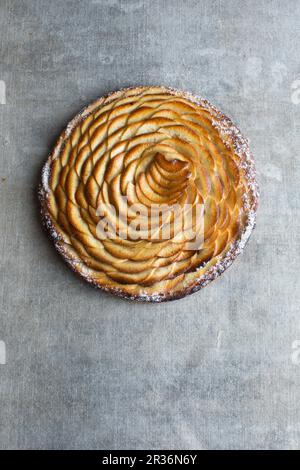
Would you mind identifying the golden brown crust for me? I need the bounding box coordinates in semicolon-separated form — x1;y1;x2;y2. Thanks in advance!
39;86;259;302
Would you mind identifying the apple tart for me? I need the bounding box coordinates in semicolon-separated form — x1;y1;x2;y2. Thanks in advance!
40;86;258;302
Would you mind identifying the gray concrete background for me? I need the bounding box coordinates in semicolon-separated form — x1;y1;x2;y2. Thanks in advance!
0;0;300;450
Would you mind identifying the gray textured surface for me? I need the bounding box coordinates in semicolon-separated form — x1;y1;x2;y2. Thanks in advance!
0;0;300;450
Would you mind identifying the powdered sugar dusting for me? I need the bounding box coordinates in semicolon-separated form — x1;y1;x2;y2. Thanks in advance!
41;161;50;194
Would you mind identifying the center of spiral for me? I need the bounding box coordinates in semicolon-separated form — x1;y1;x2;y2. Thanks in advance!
141;153;191;206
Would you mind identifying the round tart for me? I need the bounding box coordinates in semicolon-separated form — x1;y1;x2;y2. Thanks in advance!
40;86;259;302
